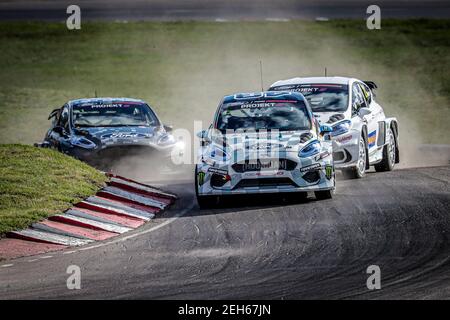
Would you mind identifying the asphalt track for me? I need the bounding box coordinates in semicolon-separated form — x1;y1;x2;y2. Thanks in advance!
0;0;449;21
0;166;449;299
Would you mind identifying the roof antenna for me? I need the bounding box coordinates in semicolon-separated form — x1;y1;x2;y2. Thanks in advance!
259;60;264;92
324;67;327;77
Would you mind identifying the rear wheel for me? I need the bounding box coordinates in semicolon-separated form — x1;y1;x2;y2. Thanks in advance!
315;190;333;200
374;128;396;172
341;135;367;179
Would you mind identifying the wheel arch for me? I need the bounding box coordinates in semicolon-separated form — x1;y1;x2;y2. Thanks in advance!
361;125;370;169
386;118;399;164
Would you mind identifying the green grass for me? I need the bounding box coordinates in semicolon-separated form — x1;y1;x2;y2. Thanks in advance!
0;144;107;235
0;19;449;145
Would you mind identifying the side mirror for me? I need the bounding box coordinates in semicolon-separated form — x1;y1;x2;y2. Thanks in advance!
196;129;207;139
358;107;372;117
163;124;173;132
319;124;333;135
319;124;333;140
196;129;211;146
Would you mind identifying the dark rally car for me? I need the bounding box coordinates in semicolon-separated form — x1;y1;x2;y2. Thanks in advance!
36;98;182;169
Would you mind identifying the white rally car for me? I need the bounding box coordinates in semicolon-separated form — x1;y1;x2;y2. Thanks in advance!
269;77;399;179
195;91;335;208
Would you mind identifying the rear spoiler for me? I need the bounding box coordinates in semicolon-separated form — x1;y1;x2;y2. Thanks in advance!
363;81;378;90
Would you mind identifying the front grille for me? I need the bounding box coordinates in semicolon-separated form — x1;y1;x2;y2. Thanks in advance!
232;159;297;173
234;178;296;189
302;171;321;183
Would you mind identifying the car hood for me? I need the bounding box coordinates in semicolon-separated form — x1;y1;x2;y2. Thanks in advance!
210;130;317;156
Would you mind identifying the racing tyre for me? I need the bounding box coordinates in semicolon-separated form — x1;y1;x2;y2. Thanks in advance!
374;128;396;172
195;166;218;209
341;135;367;179
298;192;308;200
314;190;333;200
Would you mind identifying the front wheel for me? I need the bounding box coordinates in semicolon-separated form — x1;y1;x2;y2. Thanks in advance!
196;195;218;209
315;190;333;200
374;128;396;172
195;166;218;209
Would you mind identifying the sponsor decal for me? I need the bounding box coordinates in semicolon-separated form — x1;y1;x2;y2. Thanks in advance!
336;134;352;143
368;130;377;148
300;163;321;172
244;171;285;177
243;159;287;171
91;103;125;108
207;167;228;175
241;102;276;109
248;143;283;150
197;172;205;186
325;164;333;180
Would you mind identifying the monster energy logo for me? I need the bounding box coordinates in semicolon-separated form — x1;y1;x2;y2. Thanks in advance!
198;172;205;186
325;165;333;180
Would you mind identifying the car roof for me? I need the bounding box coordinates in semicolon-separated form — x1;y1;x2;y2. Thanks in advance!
222;91;306;104
68;97;146;107
270;76;354;88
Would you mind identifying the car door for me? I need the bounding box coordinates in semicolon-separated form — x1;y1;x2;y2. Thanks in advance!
352;82;377;153
358;82;385;151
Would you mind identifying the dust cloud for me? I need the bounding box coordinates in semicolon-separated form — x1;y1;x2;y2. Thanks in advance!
108;22;449;182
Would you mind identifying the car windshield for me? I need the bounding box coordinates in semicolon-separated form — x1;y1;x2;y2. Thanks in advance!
72;103;159;127
216;100;311;132
271;84;349;112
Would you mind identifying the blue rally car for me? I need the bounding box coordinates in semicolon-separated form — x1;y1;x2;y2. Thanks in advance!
195;91;336;208
36;98;181;169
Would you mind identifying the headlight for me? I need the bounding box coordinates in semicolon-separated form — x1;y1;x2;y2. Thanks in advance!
331;120;352;137
71;137;96;149
157;134;175;146
299;140;321;158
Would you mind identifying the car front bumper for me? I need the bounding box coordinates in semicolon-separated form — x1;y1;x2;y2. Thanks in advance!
331;130;361;169
196;152;335;196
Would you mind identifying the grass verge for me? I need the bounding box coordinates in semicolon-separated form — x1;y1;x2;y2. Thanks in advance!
0;144;107;236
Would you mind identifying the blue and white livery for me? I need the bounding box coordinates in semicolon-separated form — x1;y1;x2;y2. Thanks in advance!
195;91;335;208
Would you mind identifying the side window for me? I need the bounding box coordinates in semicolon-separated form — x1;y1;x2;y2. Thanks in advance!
58;106;69;131
351;83;367;114
144;105;160;126
359;83;372;105
50;109;61;127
